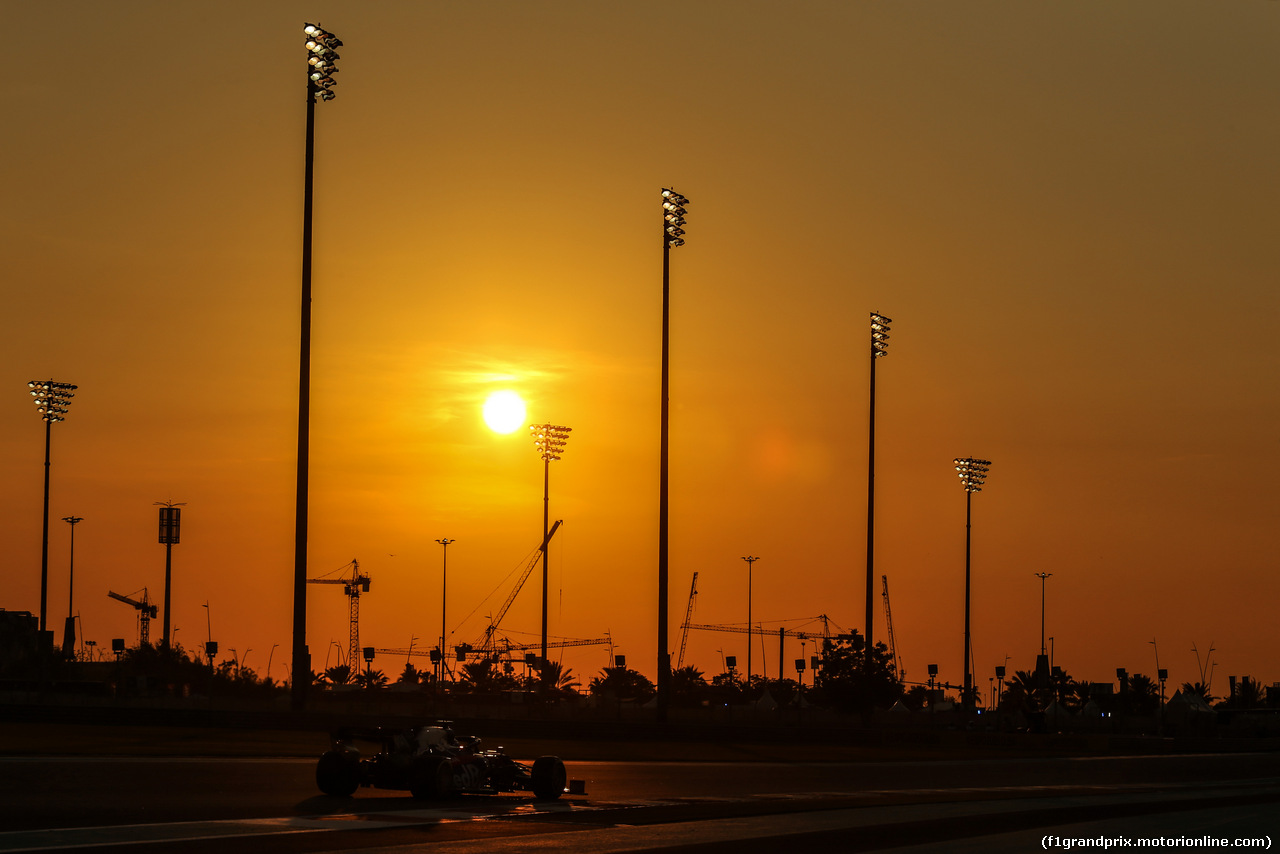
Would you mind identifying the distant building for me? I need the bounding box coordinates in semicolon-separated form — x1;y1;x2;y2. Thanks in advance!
0;609;40;669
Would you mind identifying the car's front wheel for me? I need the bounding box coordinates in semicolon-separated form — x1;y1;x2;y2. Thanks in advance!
410;755;454;800
316;750;360;797
530;756;566;800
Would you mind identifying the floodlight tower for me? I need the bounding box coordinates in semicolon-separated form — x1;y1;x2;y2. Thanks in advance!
657;188;688;720
866;312;891;663
292;21;342;711
531;424;571;666
28;379;77;634
954;456;991;717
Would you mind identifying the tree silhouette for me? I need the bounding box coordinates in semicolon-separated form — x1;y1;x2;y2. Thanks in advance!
1219;676;1265;710
1125;673;1160;714
353;668;388;690
588;665;655;702
459;658;516;694
537;660;582;698
811;633;900;714
323;664;352;686
1180;681;1215;704
671;665;708;706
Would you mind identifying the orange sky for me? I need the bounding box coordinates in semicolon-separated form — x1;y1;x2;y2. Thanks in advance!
5;2;1279;699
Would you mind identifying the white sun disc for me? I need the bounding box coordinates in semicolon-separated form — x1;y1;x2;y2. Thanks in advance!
483;390;527;434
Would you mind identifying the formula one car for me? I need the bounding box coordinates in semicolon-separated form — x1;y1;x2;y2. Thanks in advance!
315;723;580;800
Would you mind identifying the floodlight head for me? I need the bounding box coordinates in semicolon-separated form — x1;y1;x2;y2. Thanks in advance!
871;311;892;357
304;23;341;102
27;379;77;423
662;188;689;249
530;423;572;462
953;457;992;493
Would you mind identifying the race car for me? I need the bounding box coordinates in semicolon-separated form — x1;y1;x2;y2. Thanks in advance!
315;723;580;800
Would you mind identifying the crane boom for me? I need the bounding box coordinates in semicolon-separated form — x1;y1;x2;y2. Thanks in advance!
682;620;854;680
676;572;698;669
308;560;370;669
882;575;904;681
107;589;157;646
378;635;605;660
682;622;847;641
474;521;561;654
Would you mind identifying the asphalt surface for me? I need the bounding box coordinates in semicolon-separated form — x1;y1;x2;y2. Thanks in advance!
1;720;1277;853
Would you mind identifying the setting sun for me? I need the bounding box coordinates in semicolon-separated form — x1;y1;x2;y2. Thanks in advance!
482;390;527;434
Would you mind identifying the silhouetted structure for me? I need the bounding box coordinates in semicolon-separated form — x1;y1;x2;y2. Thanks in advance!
530;424;571;666
292;22;342;712
866;312;891;663
27;379;76;634
741;556;760;679
953;456;991;716
657;187;688;721
155;501;184;649
61;515;84;657
434;538;455;685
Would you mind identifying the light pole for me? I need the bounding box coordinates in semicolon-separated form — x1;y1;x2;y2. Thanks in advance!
657;187;688;721
435;538;455;685
292;21;342;712
28;379;77;636
155;501;184;650
530;424;571;667
953;456;991;717
1035;571;1052;686
741;556;759;680
61;515;84;657
866;312;891;663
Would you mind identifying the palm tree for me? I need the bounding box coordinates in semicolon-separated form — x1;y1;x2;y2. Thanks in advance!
1222;676;1265;710
998;670;1040;713
538;660;581;698
588;665;655;702
354;668;388;690
671;665;708;706
1179;681;1215;704
1126;673;1160;714
460;658;510;694
323;663;352;686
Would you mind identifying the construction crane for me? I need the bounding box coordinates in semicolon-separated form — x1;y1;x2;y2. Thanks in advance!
882;575;905;682
378;636;607;670
308;560;370;671
107;589;158;646
471;521;561;658
676;572;699;669
683;617;853;680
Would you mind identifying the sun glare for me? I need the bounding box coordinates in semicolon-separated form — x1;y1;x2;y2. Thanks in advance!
482;390;527;434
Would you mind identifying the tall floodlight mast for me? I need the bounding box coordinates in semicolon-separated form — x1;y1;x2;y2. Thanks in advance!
292;21;342;712
28;379;77;634
531;424;571;668
954;456;991;717
657;187;688;721
865;312;891;664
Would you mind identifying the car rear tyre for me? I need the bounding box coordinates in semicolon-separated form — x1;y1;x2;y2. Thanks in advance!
316;750;360;797
531;756;566;800
410;755;454;800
